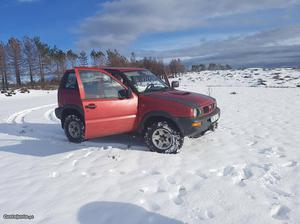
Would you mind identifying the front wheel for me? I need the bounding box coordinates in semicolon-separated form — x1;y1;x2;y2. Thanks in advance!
144;121;183;154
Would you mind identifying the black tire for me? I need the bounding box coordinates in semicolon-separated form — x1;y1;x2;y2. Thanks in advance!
144;121;183;154
63;115;85;143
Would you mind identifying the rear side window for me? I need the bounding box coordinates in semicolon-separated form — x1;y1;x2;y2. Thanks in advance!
79;70;124;99
64;73;77;89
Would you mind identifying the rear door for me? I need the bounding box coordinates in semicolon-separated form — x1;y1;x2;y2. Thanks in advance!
75;68;138;139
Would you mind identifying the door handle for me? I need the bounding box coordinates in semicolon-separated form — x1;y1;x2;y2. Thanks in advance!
85;104;97;109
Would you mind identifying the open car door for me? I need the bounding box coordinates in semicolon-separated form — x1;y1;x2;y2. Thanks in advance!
75;67;138;139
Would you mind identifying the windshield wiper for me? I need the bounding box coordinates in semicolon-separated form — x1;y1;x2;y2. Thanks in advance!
144;84;171;93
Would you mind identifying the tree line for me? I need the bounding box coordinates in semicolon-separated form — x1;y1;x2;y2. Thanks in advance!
0;36;186;90
191;63;232;72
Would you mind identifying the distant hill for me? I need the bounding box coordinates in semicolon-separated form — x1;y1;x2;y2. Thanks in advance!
183;56;300;69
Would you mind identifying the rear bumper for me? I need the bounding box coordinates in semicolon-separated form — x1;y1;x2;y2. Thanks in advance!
175;107;220;137
55;107;63;120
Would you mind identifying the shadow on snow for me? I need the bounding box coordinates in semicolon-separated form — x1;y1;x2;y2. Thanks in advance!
77;201;183;224
0;122;148;157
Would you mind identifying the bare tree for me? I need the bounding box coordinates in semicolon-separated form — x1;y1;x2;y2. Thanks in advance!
7;37;23;86
0;42;9;90
66;50;78;68
169;59;185;75
106;49;128;67
23;36;37;87
141;57;165;76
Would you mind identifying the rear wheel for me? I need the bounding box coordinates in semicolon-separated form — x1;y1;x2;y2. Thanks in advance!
64;115;85;143
144;121;183;154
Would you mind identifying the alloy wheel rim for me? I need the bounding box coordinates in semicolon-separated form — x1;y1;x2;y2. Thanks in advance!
68;121;80;138
152;128;173;150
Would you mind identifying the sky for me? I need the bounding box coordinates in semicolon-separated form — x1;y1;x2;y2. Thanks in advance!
1;0;300;67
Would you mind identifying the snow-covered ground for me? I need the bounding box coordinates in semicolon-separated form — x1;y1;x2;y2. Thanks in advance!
0;68;300;224
179;67;300;88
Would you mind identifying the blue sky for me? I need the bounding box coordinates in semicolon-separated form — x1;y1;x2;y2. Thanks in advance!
0;0;103;50
1;0;300;67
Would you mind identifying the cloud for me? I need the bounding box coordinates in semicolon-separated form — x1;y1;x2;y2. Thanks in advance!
76;0;299;50
139;26;300;67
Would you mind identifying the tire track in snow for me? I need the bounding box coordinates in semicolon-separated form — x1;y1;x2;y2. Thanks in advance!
6;104;57;124
44;108;60;123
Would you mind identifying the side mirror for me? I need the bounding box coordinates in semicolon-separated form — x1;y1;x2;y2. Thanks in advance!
171;81;179;88
118;88;132;99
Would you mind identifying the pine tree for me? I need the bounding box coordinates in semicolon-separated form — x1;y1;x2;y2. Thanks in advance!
130;52;137;66
7;37;23;86
50;46;66;80
23;36;37;86
78;51;88;66
66;50;78;68
33;37;50;85
0;42;9;90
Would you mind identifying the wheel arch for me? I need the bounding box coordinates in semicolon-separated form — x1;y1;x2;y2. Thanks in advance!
139;111;183;135
61;105;84;128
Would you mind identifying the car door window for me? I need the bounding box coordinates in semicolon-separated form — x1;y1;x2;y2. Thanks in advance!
106;70;124;83
79;70;124;99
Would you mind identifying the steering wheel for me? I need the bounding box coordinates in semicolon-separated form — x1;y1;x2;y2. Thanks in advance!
144;83;155;93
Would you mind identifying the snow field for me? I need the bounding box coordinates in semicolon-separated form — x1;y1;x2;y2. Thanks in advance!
0;69;300;223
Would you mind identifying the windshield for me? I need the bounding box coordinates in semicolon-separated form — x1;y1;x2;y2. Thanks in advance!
123;70;169;93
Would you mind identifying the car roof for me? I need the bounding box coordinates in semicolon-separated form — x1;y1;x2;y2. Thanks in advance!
73;66;147;73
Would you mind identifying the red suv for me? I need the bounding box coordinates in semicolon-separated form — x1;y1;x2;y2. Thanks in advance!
55;67;220;153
